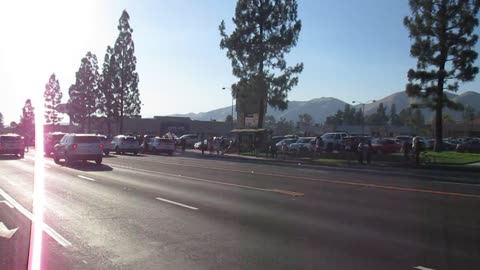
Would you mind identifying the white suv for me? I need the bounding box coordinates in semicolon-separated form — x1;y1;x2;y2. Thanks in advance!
110;135;140;155
321;132;348;152
147;137;175;155
53;134;104;165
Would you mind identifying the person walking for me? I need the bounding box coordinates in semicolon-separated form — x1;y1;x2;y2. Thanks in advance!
412;136;421;166
181;137;186;153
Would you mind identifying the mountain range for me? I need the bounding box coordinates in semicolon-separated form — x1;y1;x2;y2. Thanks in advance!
171;91;480;123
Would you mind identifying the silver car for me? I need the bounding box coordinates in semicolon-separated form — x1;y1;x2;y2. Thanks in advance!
110;135;140;155
53;134;104;165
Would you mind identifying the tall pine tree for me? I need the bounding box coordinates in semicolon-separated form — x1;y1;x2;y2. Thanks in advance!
19;99;35;137
404;0;480;151
68;52;100;133
98;45;119;135
220;0;303;128
43;73;63;125
113;10;141;134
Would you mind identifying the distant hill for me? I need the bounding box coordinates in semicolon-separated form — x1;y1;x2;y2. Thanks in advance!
362;91;480;122
170;91;480;123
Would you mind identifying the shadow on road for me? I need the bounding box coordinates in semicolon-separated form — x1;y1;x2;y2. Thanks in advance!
0;155;23;160
60;162;113;172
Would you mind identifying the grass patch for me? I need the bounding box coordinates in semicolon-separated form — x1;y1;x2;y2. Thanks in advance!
313;158;351;164
423;151;480;165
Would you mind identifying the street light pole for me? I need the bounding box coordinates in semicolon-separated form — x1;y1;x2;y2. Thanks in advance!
222;87;234;129
352;100;376;135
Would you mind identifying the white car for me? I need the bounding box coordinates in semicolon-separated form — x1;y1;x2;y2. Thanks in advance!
288;137;315;152
321;132;348;151
0;134;25;158
275;138;298;151
110;135;140;155
53;134;104;165
148;137;175;155
178;134;199;147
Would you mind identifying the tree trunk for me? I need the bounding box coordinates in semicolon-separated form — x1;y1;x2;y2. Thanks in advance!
119;62;125;134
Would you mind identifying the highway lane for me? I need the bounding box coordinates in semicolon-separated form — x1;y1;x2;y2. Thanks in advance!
0;151;479;269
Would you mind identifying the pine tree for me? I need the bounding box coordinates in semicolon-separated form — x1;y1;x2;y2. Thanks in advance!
19;99;35;137
220;0;303;128
404;0;480;151
43;73;63;125
68;52;100;133
98;46;119;135
390;104;402;126
113;10;141;134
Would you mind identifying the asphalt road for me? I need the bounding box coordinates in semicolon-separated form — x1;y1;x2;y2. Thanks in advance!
1;150;480;270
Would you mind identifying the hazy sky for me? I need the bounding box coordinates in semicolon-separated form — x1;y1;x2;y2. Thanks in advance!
1;0;479;124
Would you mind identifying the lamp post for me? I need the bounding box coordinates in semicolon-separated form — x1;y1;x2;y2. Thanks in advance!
352;100;376;135
222;87;235;129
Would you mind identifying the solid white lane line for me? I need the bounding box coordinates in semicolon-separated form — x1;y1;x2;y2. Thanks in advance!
77;175;95;182
413;266;436;270
0;200;14;208
112;164;303;197
0;188;72;247
155;197;198;210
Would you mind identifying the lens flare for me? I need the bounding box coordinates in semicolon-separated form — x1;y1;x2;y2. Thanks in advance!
28;102;45;270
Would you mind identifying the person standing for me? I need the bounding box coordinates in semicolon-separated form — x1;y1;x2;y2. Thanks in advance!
412;136;421;166
181;137;186;152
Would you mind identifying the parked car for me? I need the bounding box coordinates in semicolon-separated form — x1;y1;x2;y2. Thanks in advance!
271;136;286;145
442;139;457;151
371;138;402;154
194;140;208;151
418;137;434;149
456;139;480;153
147;137;175;155
395;135;413;144
139;135;156;153
97;135;112;156
288;137;315;153
178;134;199;147
275;138;298;151
110;135;140;155
0;134;25;158
321;132;348;152
44;132;66;156
344;136;371;152
53;134;103;165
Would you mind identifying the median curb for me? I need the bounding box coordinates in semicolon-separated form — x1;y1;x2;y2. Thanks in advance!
183;150;480;175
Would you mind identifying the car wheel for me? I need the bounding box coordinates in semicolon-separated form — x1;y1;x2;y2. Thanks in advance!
19;151;25;158
65;154;72;165
95;157;102;165
115;147;120;154
104;150;110;156
133;151;138;156
168;151;173;156
152;148;157;154
54;155;60;164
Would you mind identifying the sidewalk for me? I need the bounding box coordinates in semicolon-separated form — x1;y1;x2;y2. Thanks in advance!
180;149;480;174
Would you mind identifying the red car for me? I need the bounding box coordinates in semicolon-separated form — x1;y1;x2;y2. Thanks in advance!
371;138;401;154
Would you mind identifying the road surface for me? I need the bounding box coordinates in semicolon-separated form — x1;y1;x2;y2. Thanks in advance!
1;150;479;270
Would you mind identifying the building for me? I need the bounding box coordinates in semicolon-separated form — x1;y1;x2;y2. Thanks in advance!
109;116;231;137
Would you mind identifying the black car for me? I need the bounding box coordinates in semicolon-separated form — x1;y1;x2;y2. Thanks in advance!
456;140;480;153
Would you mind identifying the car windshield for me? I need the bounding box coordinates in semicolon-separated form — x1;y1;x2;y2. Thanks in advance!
2;1;480;270
74;136;100;143
50;134;65;141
